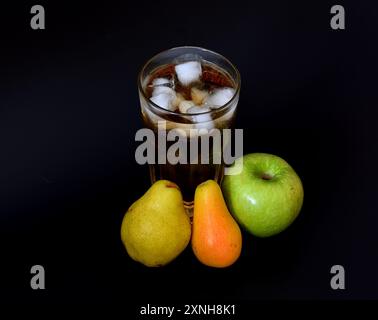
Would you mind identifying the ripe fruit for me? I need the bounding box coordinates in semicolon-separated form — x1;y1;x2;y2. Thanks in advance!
120;180;191;267
222;153;304;237
192;180;242;268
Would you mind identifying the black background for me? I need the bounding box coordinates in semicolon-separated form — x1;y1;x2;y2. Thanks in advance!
0;0;377;310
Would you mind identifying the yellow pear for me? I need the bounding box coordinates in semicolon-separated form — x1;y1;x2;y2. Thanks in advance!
121;180;191;267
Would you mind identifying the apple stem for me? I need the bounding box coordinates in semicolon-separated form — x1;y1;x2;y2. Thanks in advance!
261;173;273;180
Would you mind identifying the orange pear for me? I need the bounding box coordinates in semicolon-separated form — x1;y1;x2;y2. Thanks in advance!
192;180;242;268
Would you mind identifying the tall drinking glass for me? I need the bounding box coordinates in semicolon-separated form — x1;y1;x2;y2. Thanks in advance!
138;46;240;209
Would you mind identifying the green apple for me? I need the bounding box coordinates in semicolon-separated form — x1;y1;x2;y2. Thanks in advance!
222;153;304;237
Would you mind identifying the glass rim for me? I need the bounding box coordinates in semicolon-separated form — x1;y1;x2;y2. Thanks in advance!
137;46;241;118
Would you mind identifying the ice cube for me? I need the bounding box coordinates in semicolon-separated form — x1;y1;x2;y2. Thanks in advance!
187;105;212;124
152;85;175;97
187;106;210;114
152;77;171;86
205;87;235;108
151;77;175;96
175;61;202;86
191;87;209;105
178;100;195;113
150;93;176;111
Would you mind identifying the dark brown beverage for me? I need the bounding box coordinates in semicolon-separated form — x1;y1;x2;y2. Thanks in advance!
138;47;240;209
